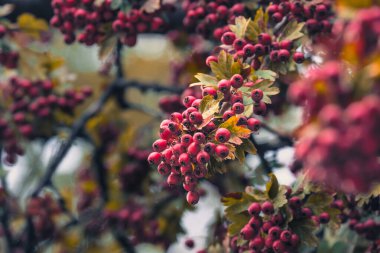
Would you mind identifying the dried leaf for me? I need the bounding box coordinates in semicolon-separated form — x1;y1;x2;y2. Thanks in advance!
199;93;224;118
219;116;252;139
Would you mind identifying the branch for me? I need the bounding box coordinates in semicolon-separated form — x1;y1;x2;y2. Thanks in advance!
250;135;272;174
111;228;136;253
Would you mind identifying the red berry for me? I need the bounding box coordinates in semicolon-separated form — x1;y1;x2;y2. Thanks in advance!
187;191;200;205
254;43;265;56
280;230;291;243
279;40;292;50
251;89;264;103
218;79;231;93
272;240;286;253
268;226;281;239
240;225;256;240
203;87;217;98
278;49;290;61
215;128;231;143
248;202;261;216
293;52;305;64
233;38;247;51
206;56;218;67
181;134;193;147
319;212;330;224
243;44;255;57
152;139;167;152
215;144;229;158
167;172;181;186
179;153;191;166
148;152;162;166
258;33;272;45
232;102;244;114
262;201;274;215
193;132;206;144
204;142;216;154
254;101;267;115
183;96;196;108
196;151;210;164
249;237;265;251
189;111;203;125
247;118;261;132
185;238;195;249
187;142;201;157
272;12;283;22
221;32;236;45
157;162;171;175
270;50;279;62
289;196;302;209
223;110;235;121
230;74;244;89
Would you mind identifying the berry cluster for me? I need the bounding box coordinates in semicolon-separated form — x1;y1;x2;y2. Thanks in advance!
182;0;247;40
267;0;334;36
26;194;62;241
289;61;380;192
0;24;19;69
0;77;92;165
50;0;169;46
159;94;185;114
233;192;331;253
217;31;305;71
149;71;267;204
119;148;151;193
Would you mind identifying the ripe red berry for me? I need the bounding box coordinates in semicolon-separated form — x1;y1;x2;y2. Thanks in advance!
262;201;274;215
223;110;235;121
240;225;256;240
179;153;191;166
206;56;218;67
268;226;281;239
204;142;216;154
251;89;264;103
258;33;272;45
230;74;244;89
247;118;261;132
279;40;292;50
243;44;255;57
233;38;247;51
272;12;283;22
187;142;201;157
272;240;286;253
187;191;200;205
248;202;261;216
254;101;267;115
157;162;171;175
289;196;302;209
183;96;196;108
218;79;231;93
203;87;217;98
181;134;193;147
189;111;203;125
290;233;300;247
221;32;236;45
193;132;206;144
232;102;244;114
215;144;229;158
148;152;162;166
280;230;291;243
278;49;290;61
270;50;279;62
185;238;195;249
254;43;265;56
319;212;330;224
167;172;181;186
215;128;231;143
249;237;265;251
196;151;210;164
152;139;167;152
293;52;305;64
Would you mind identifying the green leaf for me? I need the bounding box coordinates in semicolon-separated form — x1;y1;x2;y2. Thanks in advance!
191;73;218;87
279;20;305;42
228;212;250;236
253;8;267;33
266;174;279;199
255;70;277;81
199;93;224;118
272;185;288;209
250;80;279;104
246;186;267;201
289;219;319;247
235;146;245;163
240;138;257;155
304;192;333;214
229;17;251;39
210;50;235;80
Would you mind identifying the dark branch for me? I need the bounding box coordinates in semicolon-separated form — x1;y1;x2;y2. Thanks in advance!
250;135;272;174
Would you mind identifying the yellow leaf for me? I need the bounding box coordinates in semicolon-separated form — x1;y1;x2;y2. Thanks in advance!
219;116;252;138
17;13;48;39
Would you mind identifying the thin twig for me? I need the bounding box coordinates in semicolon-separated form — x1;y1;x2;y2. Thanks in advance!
250;135;272;174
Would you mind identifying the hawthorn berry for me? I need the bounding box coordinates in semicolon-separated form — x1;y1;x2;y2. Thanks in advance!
232;102;244;114
262;201;274;215
293;52;305;63
247;118;261;132
221;32;236;45
215;144;229;158
186;191;200;205
248;202;261;216
319;212;330;224
230;74;244;89
215;128;231;143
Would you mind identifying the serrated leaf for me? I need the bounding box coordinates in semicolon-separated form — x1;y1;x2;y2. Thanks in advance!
279;20;305;42
219;116;252;139
245;186;267;201
273;185;288;209
141;0;160;13
231;61;242;75
245;19;259;42
210;50;235;79
199;93;224;118
192;73;218;87
255;70;277;81
222;192;256;217
228;212;250;236
304;192;333;214
289;219;319;247
229;16;251;39
266;174;279;199
264;86;280;95
240;139;257;155
253;8;267;33
235;145;245;163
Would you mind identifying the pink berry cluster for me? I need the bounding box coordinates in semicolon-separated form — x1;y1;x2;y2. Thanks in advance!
0;24;19;69
149;70;267;204
267;0;334;36
233;193;330;253
26;194;62;241
214;31;305;71
182;0;247;40
50;0;169;46
0;77;92;165
289;61;380;193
